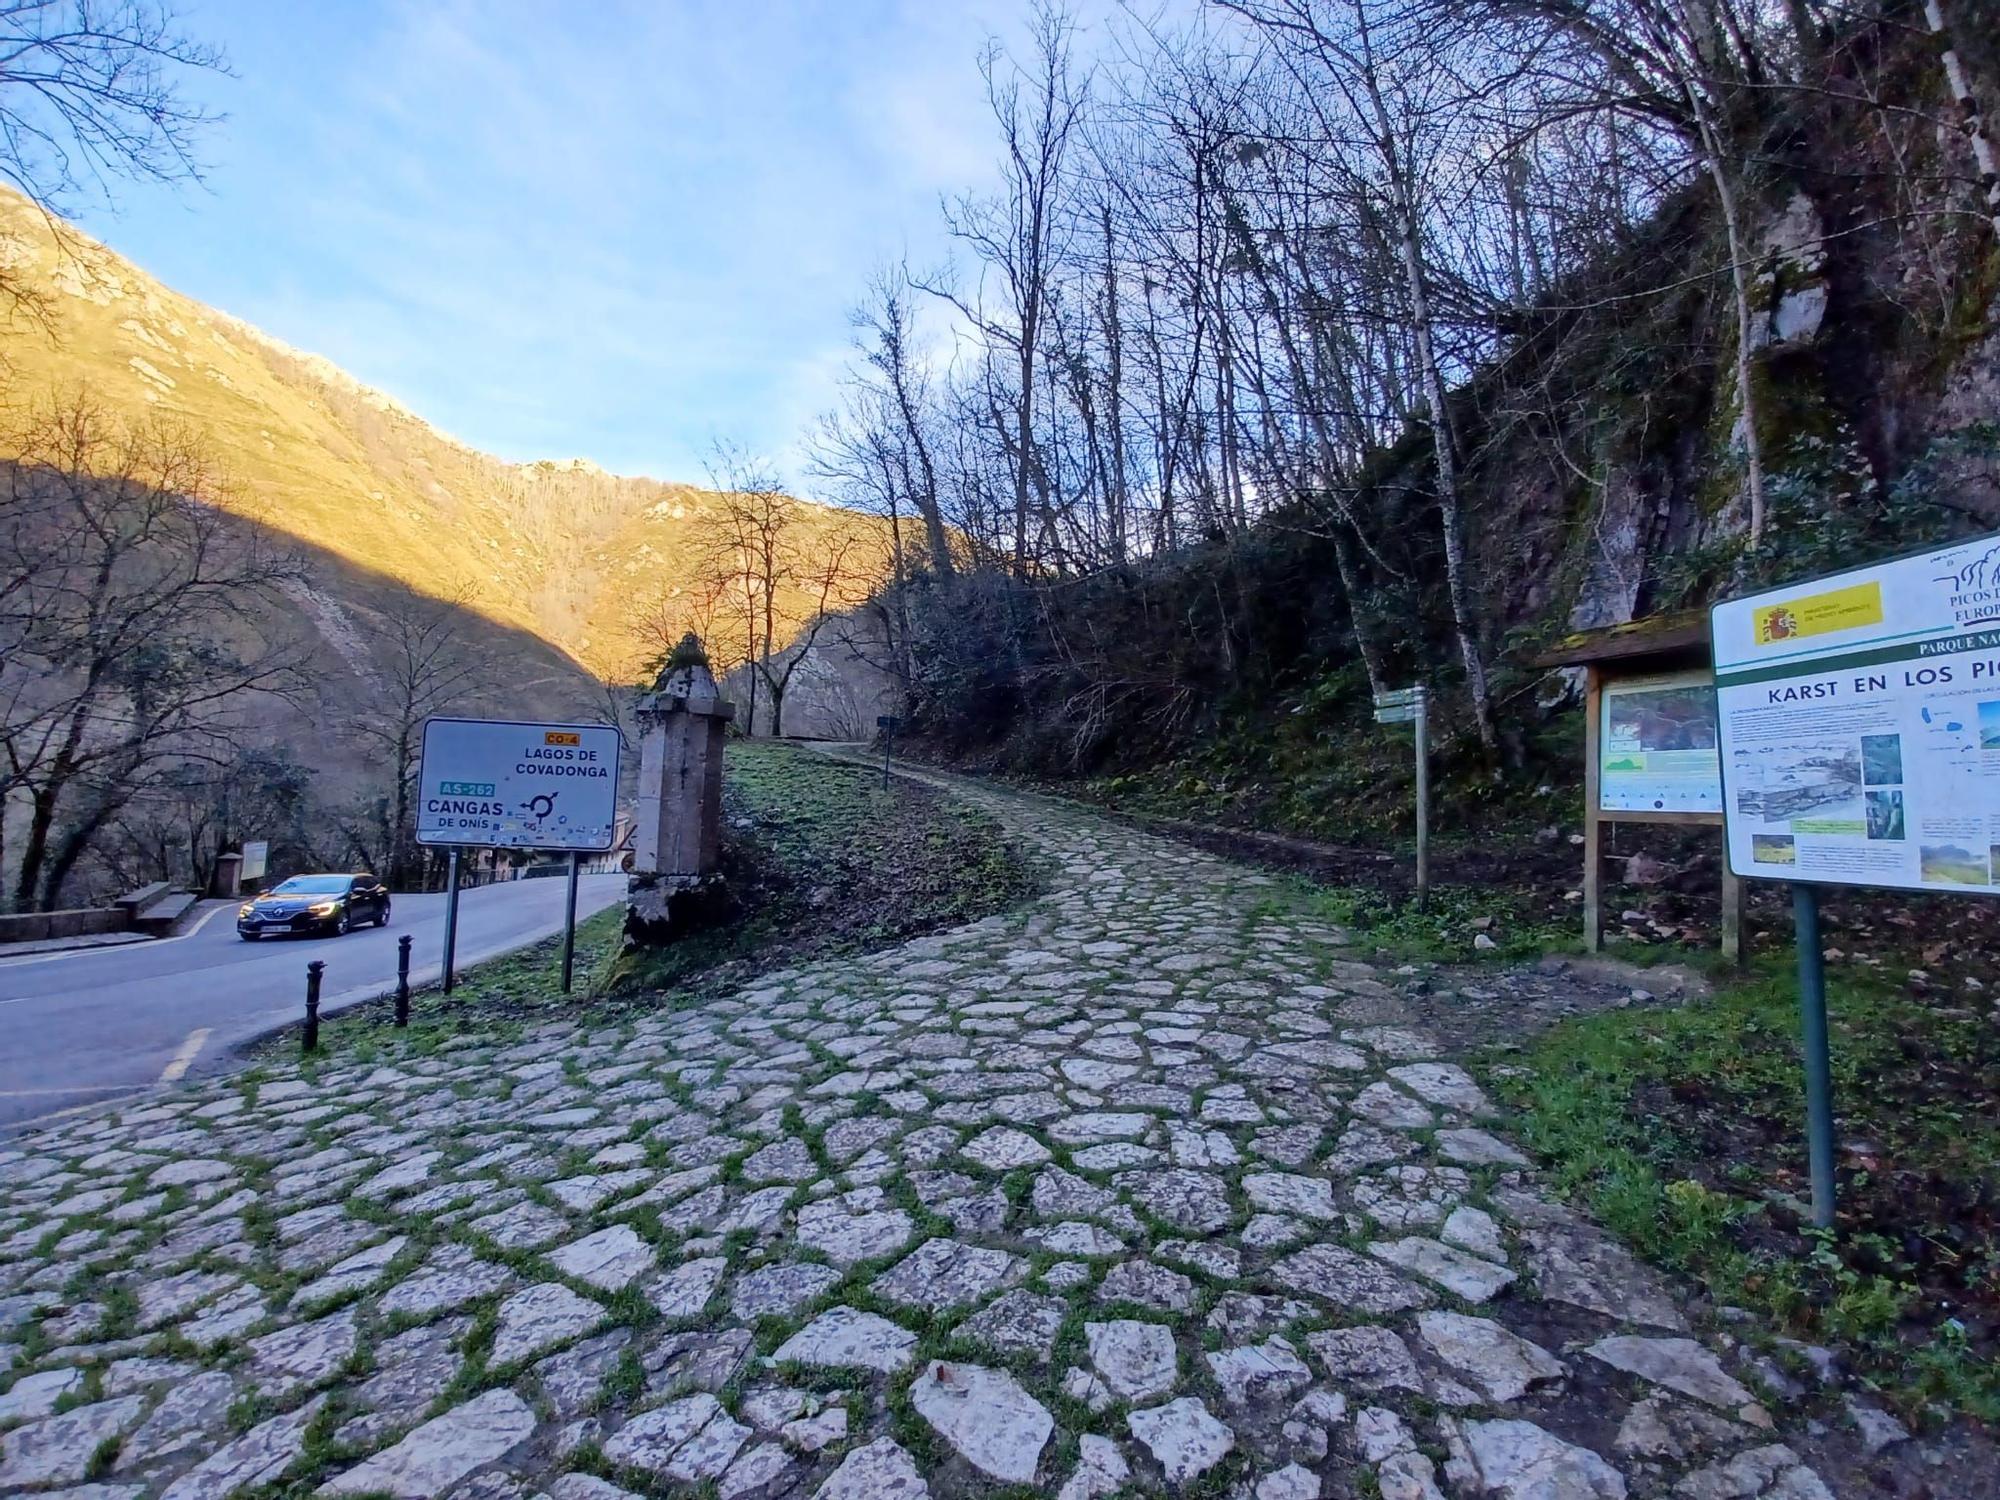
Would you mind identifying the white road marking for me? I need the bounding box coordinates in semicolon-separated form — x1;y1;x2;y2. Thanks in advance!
0;901;239;971
158;1027;211;1083
0;952;78;971
0;1083;141;1096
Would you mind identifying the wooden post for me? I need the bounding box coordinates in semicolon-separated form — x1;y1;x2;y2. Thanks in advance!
1720;863;1744;966
302;960;324;1052
1582;665;1603;952
395;934;412;1026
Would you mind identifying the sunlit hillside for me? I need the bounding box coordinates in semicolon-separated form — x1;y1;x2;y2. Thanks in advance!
0;188;889;683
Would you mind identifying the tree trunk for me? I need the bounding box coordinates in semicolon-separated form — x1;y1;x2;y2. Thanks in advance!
1355;5;1499;752
15;787;57;911
390;727;414;889
1100;202;1130;565
1013;344;1036;575
882;302;954;578
40;796;123;910
1699;129;1769;544
1925;0;2000;237
1220;189;1391;695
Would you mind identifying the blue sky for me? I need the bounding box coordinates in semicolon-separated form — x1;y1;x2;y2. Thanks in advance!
65;0;1032;483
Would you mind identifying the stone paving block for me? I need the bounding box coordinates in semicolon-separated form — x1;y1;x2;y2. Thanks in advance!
158;1397;324;1500
1085;1319;1177;1400
0;1396;147;1488
772;1306;917;1373
489;1282;603;1366
319;1388;536;1496
549;1224;655;1291
1128;1395;1234;1484
910;1360;1053;1483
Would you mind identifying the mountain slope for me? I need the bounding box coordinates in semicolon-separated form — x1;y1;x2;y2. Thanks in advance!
0;188;886;682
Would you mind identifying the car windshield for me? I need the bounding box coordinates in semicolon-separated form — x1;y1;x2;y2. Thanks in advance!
270;876;351;895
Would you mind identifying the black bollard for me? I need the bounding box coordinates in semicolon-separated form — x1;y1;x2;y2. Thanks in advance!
395;934;413;1027
303;960;325;1052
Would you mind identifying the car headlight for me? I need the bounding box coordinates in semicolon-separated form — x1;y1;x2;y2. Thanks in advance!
238;903;253;917
308;900;341;917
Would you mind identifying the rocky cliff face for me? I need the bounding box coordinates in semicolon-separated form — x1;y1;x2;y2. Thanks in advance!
1468;159;1998;652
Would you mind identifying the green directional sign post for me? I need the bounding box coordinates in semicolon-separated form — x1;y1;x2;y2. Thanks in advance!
1373;684;1431;908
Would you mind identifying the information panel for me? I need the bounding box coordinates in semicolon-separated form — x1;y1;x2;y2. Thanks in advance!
416;717;622;851
1711;534;2000;892
1598;670;1721;814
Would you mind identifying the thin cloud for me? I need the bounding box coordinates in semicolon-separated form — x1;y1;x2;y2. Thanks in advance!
64;0;1070;483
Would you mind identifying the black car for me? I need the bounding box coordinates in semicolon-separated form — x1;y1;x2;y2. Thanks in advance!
238;874;391;940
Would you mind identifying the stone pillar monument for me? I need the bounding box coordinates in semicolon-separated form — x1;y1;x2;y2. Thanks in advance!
627;634;735;942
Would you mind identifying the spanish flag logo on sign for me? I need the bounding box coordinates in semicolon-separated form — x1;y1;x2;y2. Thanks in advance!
1755;605;1799;642
1753;582;1884;646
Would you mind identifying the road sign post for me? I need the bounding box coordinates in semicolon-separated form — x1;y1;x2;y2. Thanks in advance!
417;717;622;1001
561;851;582;994
441;849;461;996
1374;685;1431;908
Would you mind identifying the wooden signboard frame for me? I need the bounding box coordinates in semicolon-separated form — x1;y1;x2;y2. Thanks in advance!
1540;613;1743;964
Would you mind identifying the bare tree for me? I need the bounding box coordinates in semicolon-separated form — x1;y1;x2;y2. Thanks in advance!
96;745;311;896
347;581;498;890
1217;0;1502;746
0;395;308;910
1923;0;2000;238
922;3;1088;575
852;266;956;577
698;446;885;737
0;1;226;313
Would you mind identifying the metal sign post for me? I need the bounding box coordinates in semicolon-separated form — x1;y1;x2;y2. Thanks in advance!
1791;883;1837;1229
561;851;582;994
1413;690;1430;910
1373;685;1431;909
441;848;461;995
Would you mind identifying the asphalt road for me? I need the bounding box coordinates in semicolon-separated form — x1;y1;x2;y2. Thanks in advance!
0;873;627;1133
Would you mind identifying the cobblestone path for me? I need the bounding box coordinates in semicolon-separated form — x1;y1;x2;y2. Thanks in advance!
2;764;1839;1499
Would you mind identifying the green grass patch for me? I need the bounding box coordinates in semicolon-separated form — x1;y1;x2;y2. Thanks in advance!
606;740;1045;995
1493;959;2000;1418
1254;877;1576;963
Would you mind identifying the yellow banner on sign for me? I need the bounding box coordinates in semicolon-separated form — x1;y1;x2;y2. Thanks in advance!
544;731;581;746
1751;581;1883;646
